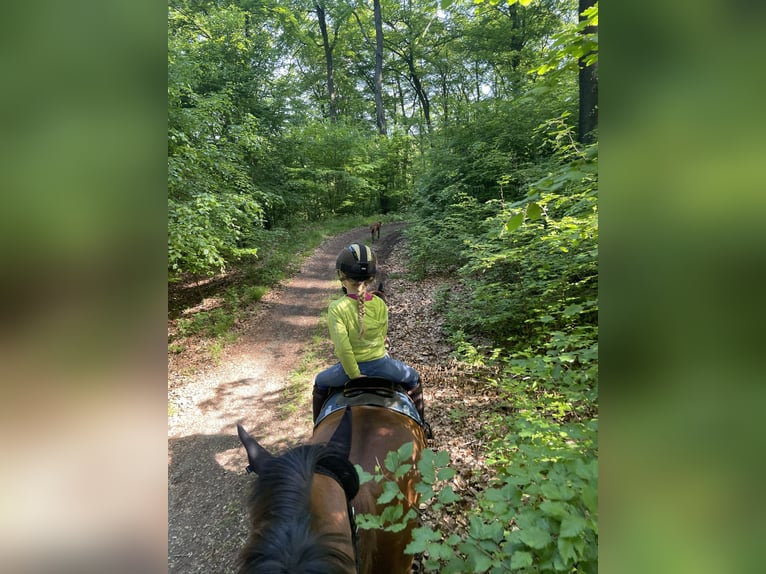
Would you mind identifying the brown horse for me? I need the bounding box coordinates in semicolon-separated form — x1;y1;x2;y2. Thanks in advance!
237;406;426;574
370;221;381;242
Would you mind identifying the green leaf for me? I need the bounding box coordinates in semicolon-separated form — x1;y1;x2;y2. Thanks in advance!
472;552;493;573
434;449;451;467
356;514;383;529
415;483;435;500
377;482;402;504
384;450;400;473
503;212;524;234
438;485;461;504
405;526;441;554
562;304;583;317
395;463;413;479
385;520;408;533
560;514;588;537
443;557;469;574
418;449;436;483
397;441;415;461
487;521;504;543
526;202;542;221
379;504;403;524
582;485;598;515
540;500;567;519
437;467;457;481
558;537;578;564
459;541;492;573
510;550;533;569
355;464;373;485
519;526;552;549
427;542;455;561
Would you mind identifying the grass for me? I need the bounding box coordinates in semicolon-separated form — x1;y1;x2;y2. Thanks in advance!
208;340;225;363
168;342;185;354
279;350;321;420
278;308;333;419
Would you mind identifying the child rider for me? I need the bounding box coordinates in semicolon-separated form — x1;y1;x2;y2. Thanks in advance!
312;242;431;438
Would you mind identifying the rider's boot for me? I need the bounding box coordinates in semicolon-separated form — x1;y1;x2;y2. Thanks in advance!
312;386;331;423
407;382;433;439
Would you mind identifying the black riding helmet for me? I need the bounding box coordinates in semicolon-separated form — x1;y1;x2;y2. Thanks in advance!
336;243;376;281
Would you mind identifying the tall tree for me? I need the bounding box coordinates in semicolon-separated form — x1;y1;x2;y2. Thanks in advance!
578;0;598;143
383;0;447;132
314;1;338;121
373;0;387;134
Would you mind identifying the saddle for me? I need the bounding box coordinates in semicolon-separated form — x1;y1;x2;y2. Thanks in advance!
315;376;423;428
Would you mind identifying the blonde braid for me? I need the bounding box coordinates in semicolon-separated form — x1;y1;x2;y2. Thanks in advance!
356;280;368;335
340;273;376;336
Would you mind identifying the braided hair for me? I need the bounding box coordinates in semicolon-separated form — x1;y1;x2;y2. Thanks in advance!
339;272;375;335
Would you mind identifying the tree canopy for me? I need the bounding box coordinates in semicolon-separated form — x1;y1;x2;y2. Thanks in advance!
168;0;596;277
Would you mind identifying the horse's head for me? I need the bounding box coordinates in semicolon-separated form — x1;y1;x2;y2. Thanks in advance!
237;405;424;573
236;407;359;574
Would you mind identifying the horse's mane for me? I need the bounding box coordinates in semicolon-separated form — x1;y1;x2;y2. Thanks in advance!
238;444;355;574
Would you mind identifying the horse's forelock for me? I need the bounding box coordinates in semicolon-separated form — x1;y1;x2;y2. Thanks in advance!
239;520;354;574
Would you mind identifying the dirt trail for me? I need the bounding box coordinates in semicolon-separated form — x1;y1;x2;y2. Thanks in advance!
168;223;411;573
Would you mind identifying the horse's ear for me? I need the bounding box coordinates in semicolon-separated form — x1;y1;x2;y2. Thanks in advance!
237;423;274;474
327;406;353;458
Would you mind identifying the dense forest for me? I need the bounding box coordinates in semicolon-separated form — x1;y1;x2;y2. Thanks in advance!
169;0;597;570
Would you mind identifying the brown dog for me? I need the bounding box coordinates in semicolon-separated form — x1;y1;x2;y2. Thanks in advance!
370;221;381;242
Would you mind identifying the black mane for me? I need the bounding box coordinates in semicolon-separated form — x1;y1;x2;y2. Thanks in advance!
238;444;355;574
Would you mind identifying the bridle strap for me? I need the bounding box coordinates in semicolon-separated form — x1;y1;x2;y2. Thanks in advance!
347;501;361;574
316;458;361;573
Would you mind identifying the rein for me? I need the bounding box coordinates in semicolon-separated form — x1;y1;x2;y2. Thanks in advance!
315;454;361;574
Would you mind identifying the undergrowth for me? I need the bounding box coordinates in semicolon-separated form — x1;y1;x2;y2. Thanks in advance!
367;117;599;571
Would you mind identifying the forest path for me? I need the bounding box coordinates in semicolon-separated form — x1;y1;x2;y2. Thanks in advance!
168;222;490;573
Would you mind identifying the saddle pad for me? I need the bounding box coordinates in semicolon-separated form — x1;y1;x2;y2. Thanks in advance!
315;388;423;428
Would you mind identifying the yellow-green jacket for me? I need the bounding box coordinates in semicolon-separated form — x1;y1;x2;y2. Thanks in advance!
327;293;387;379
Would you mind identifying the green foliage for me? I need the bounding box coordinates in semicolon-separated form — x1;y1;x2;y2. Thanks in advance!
354;441;422;533
168;2;276;276
166;1;597;568
175;306;238;340
405;96;577;279
401;16;598;569
358;428;596;572
167;0;580;275
419;114;597;352
532;2;599;79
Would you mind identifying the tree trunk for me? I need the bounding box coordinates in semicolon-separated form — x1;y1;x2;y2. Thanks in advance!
578;0;598;143
373;0;387;135
440;69;449;125
404;51;431;131
315;2;337;122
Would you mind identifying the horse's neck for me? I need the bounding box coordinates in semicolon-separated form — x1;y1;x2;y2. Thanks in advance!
310;474;356;571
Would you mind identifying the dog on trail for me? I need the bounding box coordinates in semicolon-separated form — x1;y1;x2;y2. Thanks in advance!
370;221;382;242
